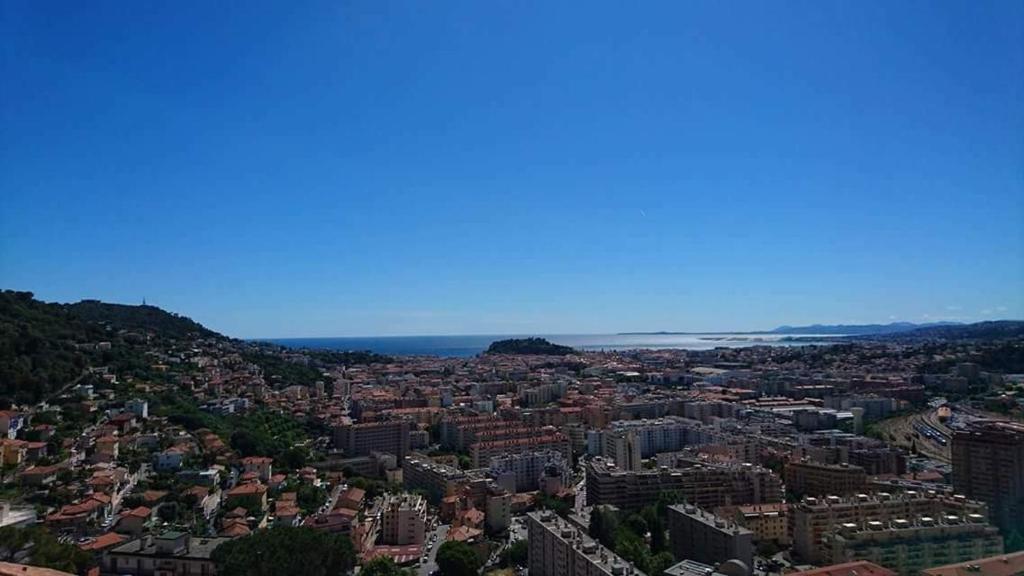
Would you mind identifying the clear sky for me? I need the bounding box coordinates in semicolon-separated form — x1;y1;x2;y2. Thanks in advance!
2;1;1022;338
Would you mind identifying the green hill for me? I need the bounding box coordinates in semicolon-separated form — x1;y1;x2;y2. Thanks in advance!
484;337;575;356
0;290;222;402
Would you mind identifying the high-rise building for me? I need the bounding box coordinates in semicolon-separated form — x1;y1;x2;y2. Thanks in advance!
602;429;642;471
334;420;410;460
668;505;754;569
380;493;427;545
527;510;647;576
952;420;1024;532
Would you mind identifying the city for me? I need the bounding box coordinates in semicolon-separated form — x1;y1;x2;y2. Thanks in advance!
0;291;1021;576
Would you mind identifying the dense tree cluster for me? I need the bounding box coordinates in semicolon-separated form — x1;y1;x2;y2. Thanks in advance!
211;526;355;576
436;541;482;576
485;337;575;356
0;525;94;574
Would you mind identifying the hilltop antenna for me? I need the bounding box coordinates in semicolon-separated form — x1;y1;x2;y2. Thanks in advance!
142;297;147;306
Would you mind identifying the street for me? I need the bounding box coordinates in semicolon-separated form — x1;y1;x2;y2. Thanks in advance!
417;523;450;576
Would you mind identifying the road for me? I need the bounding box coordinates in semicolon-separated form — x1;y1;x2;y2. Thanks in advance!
417;523;449;576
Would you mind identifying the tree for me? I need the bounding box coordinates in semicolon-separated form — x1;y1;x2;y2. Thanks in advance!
436;541;481;576
0;526;94;574
211;526;355;576
362;556;409;576
500;540;528;567
589;506;619;549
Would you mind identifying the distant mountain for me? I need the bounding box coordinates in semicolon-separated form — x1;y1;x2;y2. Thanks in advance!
769;322;960;336
854;320;1024;341
484;337;576;356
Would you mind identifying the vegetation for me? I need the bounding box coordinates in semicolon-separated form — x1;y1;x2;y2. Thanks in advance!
0;525;95;573
150;391;318;463
361;556;413;576
485;337;575;356
588;501;675;575
498;540;528;568
436;540;482;576
0;290;219;402
211;526;355;576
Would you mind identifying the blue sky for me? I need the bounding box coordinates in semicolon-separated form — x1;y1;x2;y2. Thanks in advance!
2;1;1022;338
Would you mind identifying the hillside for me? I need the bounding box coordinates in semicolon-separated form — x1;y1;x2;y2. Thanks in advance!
0;290;223;403
484;337;575;356
859;320;1024;341
770;322;959;335
66;299;217;339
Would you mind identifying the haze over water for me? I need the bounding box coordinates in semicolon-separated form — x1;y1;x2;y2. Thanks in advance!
267;333;837;358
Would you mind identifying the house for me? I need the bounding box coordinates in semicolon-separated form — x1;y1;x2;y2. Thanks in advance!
219;518;251;538
19;464;60;487
185;486;220;519
0;412;27;440
224;483;267;511
45;493;112;531
125;399;149;419
114;506;151;536
153;447;185;472
92;436;120;464
79;531;127;553
338;487;366;510
0;440;26;466
240;456;273;482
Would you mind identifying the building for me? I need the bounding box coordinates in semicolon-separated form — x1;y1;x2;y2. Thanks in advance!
668;505;753;569
527;510;648;576
586;457;783;511
489;450;572;493
790;491;990;563
381;493;427;546
732;503;789;546
334;420;410;460
470;433;571;468
601;429;642;472
0;563;75;576
403;454;469;503
821;515;1003;576
784;460;867;498
952;421;1024;532
921;551;1024;576
785;561;896;576
103;531;229;576
0;502;36;528
240;456;273;483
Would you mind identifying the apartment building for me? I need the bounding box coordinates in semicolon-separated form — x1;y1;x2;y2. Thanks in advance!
790;492;990;563
821;515;1003;576
489;450;572;493
527;510;648;576
601;429;641;472
380;493;427;546
952;420;1024;532
470;433;571;468
103;531;228;576
668;505;754;568
333;420;410;460
784;460;867;497
402;454;468;503
732;503;789;545
586;457;783;511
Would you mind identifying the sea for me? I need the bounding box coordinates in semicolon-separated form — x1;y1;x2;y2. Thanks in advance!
264;333;836;358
